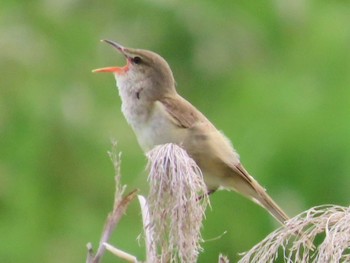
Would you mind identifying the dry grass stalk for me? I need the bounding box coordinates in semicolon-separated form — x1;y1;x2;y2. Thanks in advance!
86;141;139;263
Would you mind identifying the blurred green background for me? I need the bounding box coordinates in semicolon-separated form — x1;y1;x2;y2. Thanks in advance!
1;0;350;262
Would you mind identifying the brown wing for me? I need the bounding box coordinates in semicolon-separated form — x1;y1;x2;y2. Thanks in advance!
160;95;289;225
159;95;211;129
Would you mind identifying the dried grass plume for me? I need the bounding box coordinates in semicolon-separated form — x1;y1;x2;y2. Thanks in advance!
239;204;350;263
146;143;210;263
86;142;350;263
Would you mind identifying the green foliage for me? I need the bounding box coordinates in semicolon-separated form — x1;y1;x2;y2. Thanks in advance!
1;0;349;262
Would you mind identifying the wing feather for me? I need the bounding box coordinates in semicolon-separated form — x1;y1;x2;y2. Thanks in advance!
159;95;209;128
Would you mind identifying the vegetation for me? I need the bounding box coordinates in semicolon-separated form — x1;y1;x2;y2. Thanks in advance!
1;0;350;262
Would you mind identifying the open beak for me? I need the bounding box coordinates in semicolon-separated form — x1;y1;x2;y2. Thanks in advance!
92;39;129;74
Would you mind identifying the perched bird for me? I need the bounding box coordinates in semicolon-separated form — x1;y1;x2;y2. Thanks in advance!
93;40;289;224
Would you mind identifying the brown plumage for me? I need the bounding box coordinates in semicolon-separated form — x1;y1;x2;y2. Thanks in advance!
93;40;289;224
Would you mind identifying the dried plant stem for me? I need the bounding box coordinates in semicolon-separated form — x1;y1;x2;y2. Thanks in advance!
103;242;138;263
86;142;350;263
138;195;157;262
86;141;139;263
86;189;138;263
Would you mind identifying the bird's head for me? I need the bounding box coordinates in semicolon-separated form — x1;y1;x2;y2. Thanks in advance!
93;40;176;99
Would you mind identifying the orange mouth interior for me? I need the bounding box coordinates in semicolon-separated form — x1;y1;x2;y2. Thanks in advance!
92;64;129;74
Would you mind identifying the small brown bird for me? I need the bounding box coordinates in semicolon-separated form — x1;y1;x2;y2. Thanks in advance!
93;40;289;224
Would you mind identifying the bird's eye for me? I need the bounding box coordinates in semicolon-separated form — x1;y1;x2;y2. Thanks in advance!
132;56;142;64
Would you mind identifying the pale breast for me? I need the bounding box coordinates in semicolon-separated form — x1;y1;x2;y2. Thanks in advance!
124;100;187;152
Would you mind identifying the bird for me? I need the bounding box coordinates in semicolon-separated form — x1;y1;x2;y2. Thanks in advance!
93;39;289;224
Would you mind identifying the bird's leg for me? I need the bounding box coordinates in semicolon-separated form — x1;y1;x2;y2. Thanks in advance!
197;189;216;201
206;189;216;196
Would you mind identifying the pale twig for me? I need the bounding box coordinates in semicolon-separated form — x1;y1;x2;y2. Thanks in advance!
103;242;138;263
86;187;138;263
91;189;139;263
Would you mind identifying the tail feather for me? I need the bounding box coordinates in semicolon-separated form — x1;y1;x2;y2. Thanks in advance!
251;186;289;224
223;163;317;248
226;163;289;225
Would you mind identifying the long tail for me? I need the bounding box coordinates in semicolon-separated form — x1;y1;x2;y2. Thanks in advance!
226;163;289;224
224;164;317;249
